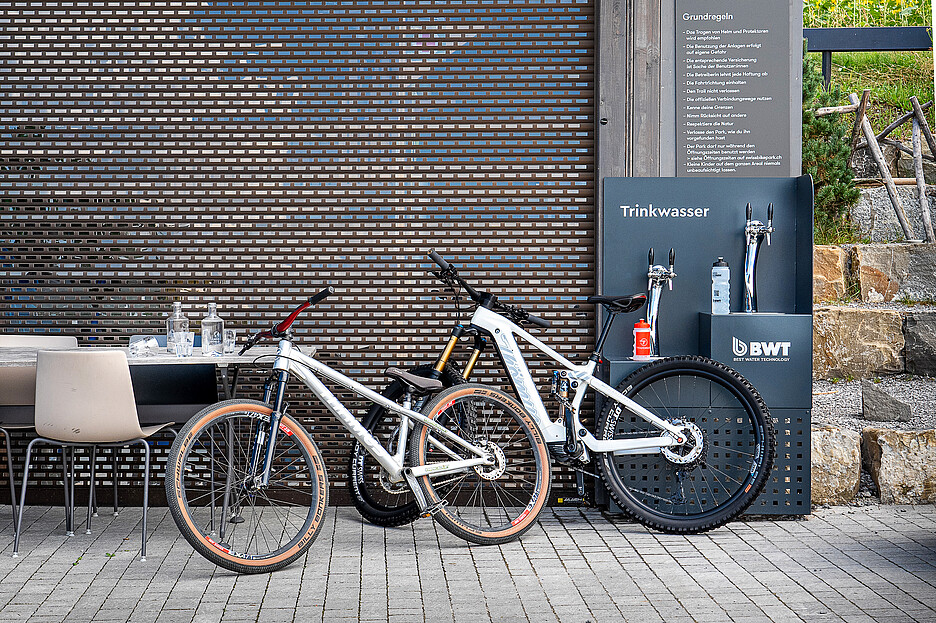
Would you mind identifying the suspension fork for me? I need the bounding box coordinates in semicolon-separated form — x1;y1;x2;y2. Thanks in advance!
431;324;487;382
249;370;289;488
463;333;486;379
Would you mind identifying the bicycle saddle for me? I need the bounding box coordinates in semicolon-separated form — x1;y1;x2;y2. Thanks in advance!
586;293;647;314
385;367;444;395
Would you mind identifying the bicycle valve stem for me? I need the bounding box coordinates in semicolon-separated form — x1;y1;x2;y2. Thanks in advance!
743;203;775;313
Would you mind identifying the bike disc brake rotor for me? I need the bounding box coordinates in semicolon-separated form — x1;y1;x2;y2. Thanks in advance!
473;440;507;481
661;420;705;467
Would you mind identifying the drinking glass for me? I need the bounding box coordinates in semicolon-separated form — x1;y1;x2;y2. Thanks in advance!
173;331;195;357
128;336;159;358
223;329;237;354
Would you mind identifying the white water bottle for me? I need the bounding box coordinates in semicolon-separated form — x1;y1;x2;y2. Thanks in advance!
712;257;730;315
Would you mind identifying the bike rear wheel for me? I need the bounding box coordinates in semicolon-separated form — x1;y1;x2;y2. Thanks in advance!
597;356;775;534
166;400;329;574
347;364;463;527
409;384;551;545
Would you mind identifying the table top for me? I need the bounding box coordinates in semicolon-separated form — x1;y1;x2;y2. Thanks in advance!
0;346;282;367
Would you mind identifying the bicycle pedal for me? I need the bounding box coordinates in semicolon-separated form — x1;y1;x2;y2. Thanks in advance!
420;501;447;518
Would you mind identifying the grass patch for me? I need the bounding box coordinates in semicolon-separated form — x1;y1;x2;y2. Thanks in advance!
827;51;935;142
805;0;932;28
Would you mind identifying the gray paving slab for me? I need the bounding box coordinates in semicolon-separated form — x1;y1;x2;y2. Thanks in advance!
0;505;933;622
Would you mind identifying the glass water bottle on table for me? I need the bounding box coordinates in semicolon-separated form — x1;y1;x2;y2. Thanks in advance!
166;302;190;354
201;302;225;356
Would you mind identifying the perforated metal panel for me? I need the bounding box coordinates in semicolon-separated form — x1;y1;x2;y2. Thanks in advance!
0;0;595;499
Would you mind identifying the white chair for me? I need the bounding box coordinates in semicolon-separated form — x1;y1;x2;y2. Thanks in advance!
0;334;78;523
13;350;173;561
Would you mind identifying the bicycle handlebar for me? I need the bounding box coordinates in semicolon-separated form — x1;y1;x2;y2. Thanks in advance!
426;250;551;329
525;313;551;329
428;250;450;271
239;286;334;355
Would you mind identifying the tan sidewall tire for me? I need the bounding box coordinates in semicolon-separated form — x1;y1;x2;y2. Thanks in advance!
167;400;329;573
413;385;551;544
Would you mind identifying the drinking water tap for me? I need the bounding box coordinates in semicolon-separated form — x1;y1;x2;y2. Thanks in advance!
743;203;774;313
646;247;676;357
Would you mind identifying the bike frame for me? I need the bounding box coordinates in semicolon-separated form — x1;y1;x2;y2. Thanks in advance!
259;340;493;485
468;306;686;458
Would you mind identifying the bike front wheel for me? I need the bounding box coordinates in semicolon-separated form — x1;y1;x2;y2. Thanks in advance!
597;356;775;534
409;384;551;545
166;399;329;574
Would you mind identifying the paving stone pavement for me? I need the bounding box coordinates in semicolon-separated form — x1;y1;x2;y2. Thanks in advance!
0;504;933;622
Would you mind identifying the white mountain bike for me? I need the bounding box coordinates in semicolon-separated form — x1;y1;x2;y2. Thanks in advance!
349;252;776;534
165;287;551;574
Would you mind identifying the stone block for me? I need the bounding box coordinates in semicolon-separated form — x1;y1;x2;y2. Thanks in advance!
860;380;911;422
811;425;861;506
896;139;936;184
850;186;936;243
852;143;899;179
813;245;847;303
813;306;904;379
852;243;936;303
904;311;936;376
862;427;936;504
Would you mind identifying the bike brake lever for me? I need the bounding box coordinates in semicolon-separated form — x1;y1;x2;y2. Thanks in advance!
238;329;268;356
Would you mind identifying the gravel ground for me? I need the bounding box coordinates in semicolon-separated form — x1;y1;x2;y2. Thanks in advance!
812;374;936;432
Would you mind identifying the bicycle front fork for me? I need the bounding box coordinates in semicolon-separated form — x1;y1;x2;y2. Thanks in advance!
248;370;290;489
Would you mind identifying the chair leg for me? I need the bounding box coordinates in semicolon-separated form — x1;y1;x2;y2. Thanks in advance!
1;429;17;525
13;439;41;557
61;447;74;537
86;445;97;535
69;447;77;535
139;439;151;562
112;447;119;517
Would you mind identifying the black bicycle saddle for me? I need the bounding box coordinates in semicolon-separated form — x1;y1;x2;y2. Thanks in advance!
586;293;647;314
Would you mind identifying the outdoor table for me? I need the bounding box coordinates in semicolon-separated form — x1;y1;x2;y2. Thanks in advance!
0;346;278;426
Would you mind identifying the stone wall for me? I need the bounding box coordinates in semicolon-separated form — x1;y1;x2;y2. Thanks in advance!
813;243;936;379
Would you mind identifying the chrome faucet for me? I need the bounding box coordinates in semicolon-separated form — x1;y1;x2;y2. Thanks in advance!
743;202;774;313
646;247;676;357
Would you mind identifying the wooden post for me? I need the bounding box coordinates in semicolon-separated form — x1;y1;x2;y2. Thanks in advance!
849;93;914;240
910;96;936;156
847;90;870;169
876;137;936;162
912;118;936;242
876;100;933;142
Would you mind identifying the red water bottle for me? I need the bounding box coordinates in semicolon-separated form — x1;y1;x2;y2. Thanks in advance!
633;319;652;360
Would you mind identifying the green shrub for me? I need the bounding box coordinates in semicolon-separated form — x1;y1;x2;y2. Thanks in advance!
802;48;861;244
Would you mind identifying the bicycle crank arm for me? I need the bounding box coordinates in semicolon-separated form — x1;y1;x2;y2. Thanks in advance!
402;468;431;512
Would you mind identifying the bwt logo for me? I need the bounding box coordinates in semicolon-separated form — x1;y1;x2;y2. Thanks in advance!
732;336;791;358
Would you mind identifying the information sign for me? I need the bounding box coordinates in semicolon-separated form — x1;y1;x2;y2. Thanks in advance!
675;1;792;176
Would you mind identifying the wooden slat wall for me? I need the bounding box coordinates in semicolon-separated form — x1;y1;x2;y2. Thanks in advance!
0;0;596;499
